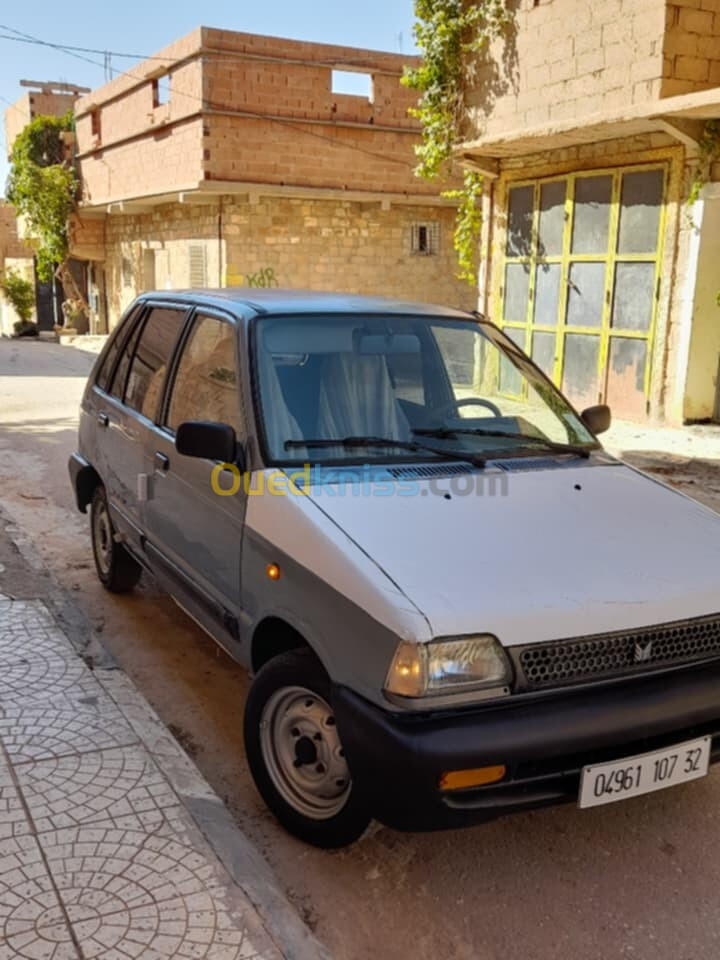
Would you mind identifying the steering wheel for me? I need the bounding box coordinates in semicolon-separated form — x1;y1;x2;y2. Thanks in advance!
435;397;503;419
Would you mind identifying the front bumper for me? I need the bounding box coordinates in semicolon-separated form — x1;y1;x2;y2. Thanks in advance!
332;661;720;832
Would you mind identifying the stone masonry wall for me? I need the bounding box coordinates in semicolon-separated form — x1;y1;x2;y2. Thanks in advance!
101;195;475;325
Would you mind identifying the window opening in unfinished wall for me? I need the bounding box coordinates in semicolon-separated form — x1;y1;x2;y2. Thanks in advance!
411;222;440;256
331;69;373;101
153;75;171;108
91;109;102;142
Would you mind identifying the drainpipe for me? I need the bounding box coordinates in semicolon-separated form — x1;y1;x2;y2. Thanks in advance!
218;198;224;288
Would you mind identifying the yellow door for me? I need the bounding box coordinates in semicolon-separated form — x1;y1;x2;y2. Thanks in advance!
498;164;668;420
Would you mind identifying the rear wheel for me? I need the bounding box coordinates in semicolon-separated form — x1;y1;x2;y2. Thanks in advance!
244;648;371;848
91;486;142;593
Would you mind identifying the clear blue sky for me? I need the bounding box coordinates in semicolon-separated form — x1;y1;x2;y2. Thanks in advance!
1;1;417;190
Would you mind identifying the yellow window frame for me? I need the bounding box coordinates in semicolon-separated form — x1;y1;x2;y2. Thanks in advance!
496;162;670;408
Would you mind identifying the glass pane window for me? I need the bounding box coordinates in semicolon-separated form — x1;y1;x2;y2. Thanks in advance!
562;334;601;411
504;263;531;324
167;315;241;433
531;332;556;381
571;176;612;254
566;262;606;328
538;180;566;257
533;263;561;327
125;307;185;419
434;326;478;391
97;308;138;393
110;315;145;401
498;327;526;398
506;185;533;257
611;263;655;331
617;169;663;254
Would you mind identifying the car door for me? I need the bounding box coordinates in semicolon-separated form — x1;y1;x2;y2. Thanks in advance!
143;309;247;639
91;303;187;552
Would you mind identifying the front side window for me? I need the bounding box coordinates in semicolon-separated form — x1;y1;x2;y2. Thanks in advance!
96;304;142;393
166;314;241;434
253;314;596;465
124;307;185;420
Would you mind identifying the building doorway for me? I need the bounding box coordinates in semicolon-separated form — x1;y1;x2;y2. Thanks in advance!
498;164;667;420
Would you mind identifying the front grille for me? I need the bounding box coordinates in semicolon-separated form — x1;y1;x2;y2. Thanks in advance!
514;613;720;691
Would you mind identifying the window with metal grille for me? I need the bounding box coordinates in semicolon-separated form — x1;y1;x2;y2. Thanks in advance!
189;244;207;289
411;222;439;256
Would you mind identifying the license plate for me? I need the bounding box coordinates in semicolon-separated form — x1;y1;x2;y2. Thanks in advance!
579;737;711;809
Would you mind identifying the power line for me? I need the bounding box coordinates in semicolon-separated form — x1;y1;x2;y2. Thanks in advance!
0;26;415;71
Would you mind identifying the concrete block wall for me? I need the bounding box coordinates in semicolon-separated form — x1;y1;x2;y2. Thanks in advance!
465;0;669;138
100;196;475;326
79;117;205;206
662;0;720;95
203;115;436;195
0;202;28;261
68;214;106;262
4;91;76;159
74;27;436;207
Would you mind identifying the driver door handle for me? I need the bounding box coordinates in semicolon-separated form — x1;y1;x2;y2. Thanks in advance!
154;452;170;472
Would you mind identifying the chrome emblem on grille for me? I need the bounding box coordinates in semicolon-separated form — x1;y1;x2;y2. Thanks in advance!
634;640;653;663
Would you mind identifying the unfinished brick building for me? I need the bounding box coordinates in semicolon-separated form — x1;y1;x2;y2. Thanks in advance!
70;27;473;330
458;0;720;424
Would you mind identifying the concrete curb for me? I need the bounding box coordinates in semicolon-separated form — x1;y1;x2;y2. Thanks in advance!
0;506;333;960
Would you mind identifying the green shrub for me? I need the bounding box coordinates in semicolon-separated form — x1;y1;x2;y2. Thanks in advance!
0;269;35;323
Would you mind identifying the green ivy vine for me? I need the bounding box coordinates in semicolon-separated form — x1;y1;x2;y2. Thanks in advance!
5;112;82;303
402;0;511;285
687;119;720;209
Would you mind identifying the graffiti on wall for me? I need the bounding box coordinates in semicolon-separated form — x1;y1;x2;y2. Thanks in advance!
225;266;279;288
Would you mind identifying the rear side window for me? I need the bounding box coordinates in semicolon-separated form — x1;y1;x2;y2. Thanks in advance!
96;304;141;393
165;314;241;433
124;307;185;420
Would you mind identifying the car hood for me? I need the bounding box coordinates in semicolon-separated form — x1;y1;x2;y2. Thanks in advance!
304;461;720;647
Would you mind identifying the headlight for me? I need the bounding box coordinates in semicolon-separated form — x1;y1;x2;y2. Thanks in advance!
385;635;511;698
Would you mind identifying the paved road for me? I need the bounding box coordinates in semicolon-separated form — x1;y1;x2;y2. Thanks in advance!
2;337;720;960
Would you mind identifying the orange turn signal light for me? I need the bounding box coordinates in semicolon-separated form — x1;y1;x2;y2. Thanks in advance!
439;765;506;792
266;563;281;581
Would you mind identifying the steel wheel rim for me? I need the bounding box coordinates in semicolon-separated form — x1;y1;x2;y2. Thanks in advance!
260;685;351;820
93;503;113;576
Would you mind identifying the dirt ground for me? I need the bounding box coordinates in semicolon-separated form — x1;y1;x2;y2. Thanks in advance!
3;337;720;960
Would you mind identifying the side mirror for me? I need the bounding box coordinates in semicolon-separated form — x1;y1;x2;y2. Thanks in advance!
581;404;611;436
176;421;238;463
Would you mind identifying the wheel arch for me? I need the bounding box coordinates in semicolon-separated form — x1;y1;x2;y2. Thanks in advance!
71;458;102;514
251;616;315;674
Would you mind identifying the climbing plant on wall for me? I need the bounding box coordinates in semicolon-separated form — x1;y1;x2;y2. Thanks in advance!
5;112;86;313
402;0;512;284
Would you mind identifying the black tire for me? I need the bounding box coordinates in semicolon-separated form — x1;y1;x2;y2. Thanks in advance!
244;648;371;848
90;486;142;593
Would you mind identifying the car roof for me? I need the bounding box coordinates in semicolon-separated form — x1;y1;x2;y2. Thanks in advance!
139;288;477;321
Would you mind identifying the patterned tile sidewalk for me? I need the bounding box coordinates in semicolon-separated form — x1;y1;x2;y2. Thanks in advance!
0;597;287;960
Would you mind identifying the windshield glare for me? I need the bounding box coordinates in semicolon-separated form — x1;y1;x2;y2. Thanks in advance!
254;314;597;463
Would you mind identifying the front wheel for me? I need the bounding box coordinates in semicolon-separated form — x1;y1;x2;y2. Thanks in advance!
90;486;142;593
244;648;371;848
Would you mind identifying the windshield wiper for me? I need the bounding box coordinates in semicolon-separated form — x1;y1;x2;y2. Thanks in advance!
413;427;593;459
284;436;486;467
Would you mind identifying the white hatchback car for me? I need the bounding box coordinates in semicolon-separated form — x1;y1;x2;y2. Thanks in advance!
70;290;720;847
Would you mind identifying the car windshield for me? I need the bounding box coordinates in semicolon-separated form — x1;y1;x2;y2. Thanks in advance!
253;313;598;464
